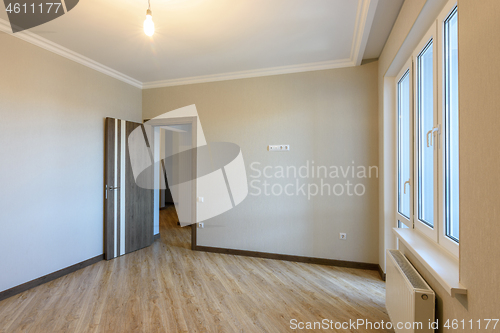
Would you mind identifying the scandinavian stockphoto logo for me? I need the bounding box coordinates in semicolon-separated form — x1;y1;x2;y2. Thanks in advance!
3;0;79;33
128;105;249;226
125;105;376;225
249;161;378;199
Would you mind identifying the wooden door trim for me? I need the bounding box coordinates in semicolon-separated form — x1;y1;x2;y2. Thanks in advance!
104;118;115;259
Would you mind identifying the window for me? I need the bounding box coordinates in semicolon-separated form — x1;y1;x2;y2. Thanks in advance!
396;59;413;230
395;1;459;257
398;70;411;221
412;24;438;243
443;7;459;242
416;40;435;229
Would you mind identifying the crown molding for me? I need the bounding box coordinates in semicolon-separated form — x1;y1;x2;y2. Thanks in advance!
1;0;379;90
0;19;142;89
143;0;379;89
142;58;355;89
351;0;379;66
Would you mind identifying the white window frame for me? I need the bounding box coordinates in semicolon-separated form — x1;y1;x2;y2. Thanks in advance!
437;0;459;257
413;22;438;242
395;58;413;230
395;0;459;258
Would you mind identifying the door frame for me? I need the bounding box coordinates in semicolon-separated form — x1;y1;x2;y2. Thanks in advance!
145;117;197;250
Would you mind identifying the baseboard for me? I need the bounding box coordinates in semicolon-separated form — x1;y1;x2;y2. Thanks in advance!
0;245;384;303
0;254;103;302
194;245;379;272
154;233;161;241
378;264;386;281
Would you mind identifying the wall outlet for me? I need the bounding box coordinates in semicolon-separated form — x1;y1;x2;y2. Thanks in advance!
198;223;204;228
197;197;204;203
339;233;347;240
267;145;290;152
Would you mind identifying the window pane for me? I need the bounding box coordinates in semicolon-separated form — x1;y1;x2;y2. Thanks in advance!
398;71;411;219
417;41;434;227
445;8;459;242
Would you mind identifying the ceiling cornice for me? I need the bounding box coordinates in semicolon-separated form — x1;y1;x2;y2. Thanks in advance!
0;18;142;89
351;0;379;66
143;0;378;89
142;58;354;89
0;0;378;90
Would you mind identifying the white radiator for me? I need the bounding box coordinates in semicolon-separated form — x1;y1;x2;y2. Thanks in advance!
386;250;435;332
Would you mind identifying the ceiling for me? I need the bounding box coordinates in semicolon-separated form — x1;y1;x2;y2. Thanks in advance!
0;0;403;88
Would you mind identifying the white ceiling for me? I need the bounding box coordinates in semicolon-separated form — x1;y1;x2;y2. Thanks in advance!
0;0;403;88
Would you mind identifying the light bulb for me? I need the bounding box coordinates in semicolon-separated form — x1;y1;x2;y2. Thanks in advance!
144;9;155;36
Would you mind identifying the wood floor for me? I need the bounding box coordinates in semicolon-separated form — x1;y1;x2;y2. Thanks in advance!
0;206;393;332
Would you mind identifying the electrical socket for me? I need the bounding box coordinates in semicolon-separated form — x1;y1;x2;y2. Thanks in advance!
267;145;290;151
339;233;347;240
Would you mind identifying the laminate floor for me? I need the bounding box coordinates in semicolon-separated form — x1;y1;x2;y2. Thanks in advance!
0;206;393;332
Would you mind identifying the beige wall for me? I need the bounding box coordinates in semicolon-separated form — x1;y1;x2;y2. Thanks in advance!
0;32;142;292
380;0;500;331
144;62;379;264
456;0;500;325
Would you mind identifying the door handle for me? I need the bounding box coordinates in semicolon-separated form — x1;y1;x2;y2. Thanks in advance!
105;185;120;199
403;179;410;194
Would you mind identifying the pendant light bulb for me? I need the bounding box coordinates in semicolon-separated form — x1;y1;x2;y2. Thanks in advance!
144;8;155;36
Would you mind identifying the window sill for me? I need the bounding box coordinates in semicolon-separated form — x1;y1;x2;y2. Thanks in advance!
393;228;466;297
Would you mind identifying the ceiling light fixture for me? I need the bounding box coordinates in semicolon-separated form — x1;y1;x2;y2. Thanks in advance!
143;0;155;37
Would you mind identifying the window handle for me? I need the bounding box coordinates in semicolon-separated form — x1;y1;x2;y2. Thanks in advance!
426;125;441;147
404;179;410;194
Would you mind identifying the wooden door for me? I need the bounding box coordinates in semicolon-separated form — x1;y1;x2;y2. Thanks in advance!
104;117;154;260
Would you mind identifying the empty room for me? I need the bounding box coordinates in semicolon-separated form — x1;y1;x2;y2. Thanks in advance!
0;0;499;332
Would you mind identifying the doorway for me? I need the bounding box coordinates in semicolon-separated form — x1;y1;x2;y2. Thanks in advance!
146;117;198;250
